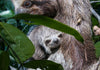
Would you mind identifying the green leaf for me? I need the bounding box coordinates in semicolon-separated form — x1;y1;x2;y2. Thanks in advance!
10;59;18;68
91;16;99;26
0;10;14;18
12;14;84;42
24;60;64;70
7;19;17;27
0;50;3;54
0;51;10;70
95;41;100;58
0;22;35;63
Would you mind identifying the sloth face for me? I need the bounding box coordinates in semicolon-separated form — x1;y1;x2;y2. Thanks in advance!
45;33;63;48
42;33;63;54
12;0;58;18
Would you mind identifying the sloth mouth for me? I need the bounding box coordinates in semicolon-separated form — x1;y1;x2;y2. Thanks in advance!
50;45;60;53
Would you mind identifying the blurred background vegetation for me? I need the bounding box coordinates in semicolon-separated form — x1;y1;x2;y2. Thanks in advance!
90;0;100;43
0;0;32;34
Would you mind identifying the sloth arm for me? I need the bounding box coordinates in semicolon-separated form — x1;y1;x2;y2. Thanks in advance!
28;26;48;60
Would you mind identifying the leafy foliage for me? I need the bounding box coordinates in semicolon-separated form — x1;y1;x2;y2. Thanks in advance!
91;0;100;43
0;52;10;70
95;41;100;58
0;1;64;69
0;0;31;35
0;0;100;70
91;0;100;15
12;14;84;42
0;22;35;63
24;60;64;70
91;16;99;26
0;10;14;18
0;13;83;69
91;0;100;58
0;21;64;70
0;0;14;12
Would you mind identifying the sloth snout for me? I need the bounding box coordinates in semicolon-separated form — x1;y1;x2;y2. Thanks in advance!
53;39;59;44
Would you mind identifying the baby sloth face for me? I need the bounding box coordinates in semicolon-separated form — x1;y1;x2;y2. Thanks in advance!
42;33;63;54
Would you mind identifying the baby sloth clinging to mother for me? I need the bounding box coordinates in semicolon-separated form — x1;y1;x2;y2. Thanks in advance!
28;26;64;60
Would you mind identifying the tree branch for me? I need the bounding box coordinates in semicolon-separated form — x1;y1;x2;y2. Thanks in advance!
90;1;100;26
90;7;100;26
90;1;100;4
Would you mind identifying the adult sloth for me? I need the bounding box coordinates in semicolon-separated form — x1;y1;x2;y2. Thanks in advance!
11;0;98;70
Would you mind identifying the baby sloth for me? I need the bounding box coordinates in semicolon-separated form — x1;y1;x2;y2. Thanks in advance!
93;26;100;35
28;26;63;60
39;31;62;54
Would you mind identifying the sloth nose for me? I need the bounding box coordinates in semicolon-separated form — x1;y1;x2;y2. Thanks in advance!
53;39;59;44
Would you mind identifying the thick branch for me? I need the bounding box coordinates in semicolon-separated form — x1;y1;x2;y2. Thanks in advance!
90;1;100;4
90;7;100;26
90;1;100;26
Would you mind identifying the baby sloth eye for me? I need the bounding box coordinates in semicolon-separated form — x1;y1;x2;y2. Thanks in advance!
23;1;32;8
93;30;96;32
58;34;63;38
45;40;51;45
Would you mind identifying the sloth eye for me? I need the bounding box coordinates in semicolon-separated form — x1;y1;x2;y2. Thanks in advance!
93;30;96;32
45;40;51;44
58;34;63;38
23;1;32;8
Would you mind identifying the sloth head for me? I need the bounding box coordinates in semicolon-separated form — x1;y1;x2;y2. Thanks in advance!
11;0;58;18
93;26;100;35
40;32;63;54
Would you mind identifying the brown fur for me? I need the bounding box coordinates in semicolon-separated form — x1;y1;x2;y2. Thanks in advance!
11;0;97;70
28;26;63;60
